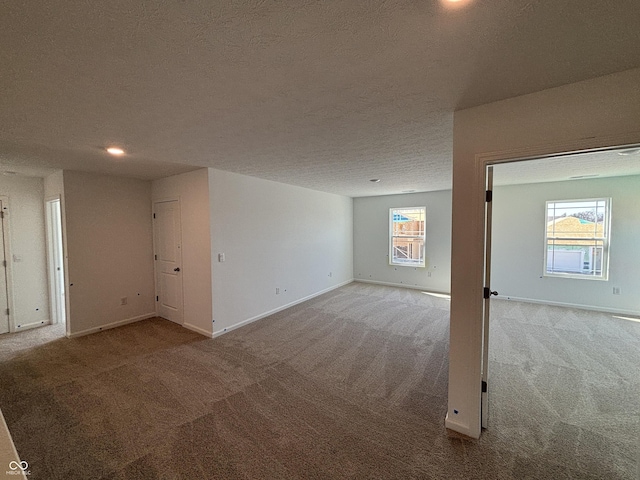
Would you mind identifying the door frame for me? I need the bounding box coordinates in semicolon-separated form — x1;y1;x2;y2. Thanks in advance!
481;166;494;429
474;133;640;436
0;196;16;334
152;197;184;324
45;196;66;327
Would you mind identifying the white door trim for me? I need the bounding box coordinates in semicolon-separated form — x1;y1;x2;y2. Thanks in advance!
45;196;66;327
0;196;16;334
481;165;494;429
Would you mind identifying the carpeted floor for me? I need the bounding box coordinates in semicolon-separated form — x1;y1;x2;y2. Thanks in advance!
487;298;640;480
0;282;638;479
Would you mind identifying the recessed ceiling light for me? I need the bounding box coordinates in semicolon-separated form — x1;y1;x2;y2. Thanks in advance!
617;148;640;156
369;179;381;183
440;0;473;8
106;147;125;156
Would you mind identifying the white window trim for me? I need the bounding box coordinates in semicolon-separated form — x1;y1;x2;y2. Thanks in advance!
543;197;611;281
389;206;426;268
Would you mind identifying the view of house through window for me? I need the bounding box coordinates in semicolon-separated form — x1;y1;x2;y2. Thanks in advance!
545;198;610;279
389;207;426;267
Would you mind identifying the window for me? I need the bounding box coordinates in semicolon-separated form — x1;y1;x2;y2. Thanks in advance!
389;207;426;267
545;198;610;279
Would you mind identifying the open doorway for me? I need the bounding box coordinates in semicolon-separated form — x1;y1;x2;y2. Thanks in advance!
481;146;640;476
45;198;66;328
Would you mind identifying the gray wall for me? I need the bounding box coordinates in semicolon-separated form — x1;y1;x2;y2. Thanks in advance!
492;175;640;314
209;168;354;335
353;190;452;293
64;171;155;336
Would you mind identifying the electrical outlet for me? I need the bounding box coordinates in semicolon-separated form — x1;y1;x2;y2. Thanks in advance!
276;287;280;295
613;287;621;295
120;297;128;306
328;272;332;277
427;271;432;277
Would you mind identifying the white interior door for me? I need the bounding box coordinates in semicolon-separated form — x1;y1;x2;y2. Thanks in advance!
0;199;10;334
481;166;497;428
153;200;183;324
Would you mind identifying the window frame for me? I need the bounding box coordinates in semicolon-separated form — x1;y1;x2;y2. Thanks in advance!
389;206;426;268
543;197;611;281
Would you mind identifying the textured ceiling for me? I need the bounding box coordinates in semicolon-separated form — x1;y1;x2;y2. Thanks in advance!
493;148;640;187
1;1;640;195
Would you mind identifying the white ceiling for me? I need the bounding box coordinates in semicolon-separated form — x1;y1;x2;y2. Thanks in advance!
1;1;640;195
493;148;640;187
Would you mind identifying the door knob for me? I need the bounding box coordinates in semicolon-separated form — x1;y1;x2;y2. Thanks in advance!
483;288;499;299
174;267;180;272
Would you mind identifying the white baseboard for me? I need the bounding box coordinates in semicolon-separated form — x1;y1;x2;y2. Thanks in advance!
354;279;450;296
495;295;640;317
444;414;479;439
212;279;354;338
183;322;213;338
14;319;51;331
67;312;156;338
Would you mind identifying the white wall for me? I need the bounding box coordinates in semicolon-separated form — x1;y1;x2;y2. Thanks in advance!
0;176;49;330
208;168;353;335
44;170;64;199
152;169;213;336
492;176;640;315
449;68;640;438
353;191;451;293
63;171;155;336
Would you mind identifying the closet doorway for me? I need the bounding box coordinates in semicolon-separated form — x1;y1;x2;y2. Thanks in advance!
46;198;66;326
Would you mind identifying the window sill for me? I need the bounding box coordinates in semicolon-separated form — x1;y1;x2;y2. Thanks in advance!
543;272;608;281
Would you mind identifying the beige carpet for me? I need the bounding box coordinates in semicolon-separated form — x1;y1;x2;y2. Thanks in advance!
488;298;640;479
0;282;638;479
